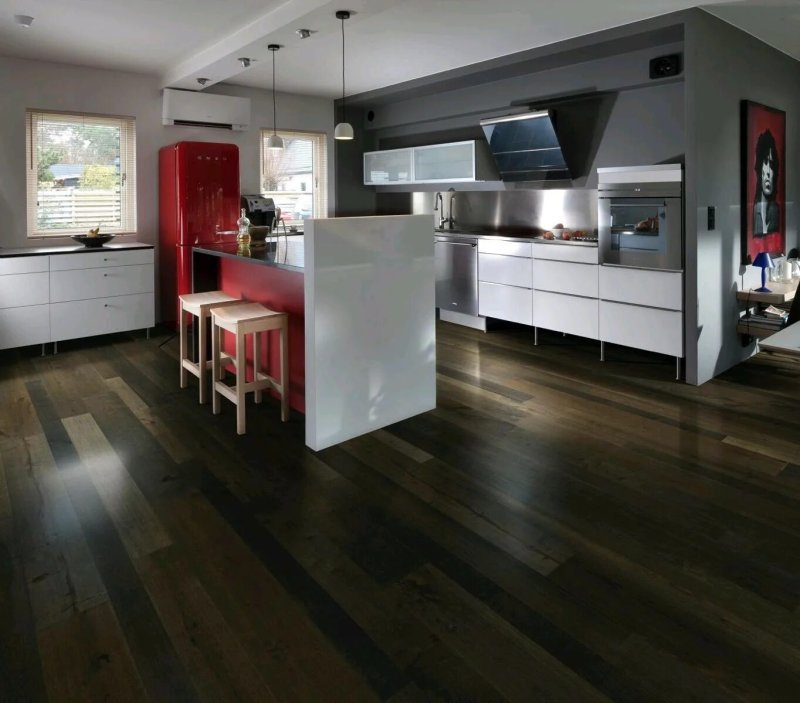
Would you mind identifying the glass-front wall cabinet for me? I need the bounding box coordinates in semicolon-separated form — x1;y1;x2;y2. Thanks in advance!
363;148;413;185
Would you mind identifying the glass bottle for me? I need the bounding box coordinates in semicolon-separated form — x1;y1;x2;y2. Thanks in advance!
236;208;251;245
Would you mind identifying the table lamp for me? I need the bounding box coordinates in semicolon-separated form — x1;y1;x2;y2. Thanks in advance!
753;251;773;292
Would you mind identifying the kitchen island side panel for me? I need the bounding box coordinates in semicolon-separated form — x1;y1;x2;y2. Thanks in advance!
218;259;306;413
304;215;436;451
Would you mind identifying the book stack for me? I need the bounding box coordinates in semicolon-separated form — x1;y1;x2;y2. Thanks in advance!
741;304;789;336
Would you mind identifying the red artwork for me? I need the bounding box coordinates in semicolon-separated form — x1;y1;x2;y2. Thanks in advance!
741;100;785;264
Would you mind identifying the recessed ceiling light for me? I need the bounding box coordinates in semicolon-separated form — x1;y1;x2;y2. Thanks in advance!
238;57;252;68
296;28;312;39
196;77;210;87
14;14;34;28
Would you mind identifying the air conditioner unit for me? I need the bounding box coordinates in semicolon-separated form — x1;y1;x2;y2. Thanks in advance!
162;88;250;131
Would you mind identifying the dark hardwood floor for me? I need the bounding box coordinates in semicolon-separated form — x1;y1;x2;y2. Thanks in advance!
2;320;800;702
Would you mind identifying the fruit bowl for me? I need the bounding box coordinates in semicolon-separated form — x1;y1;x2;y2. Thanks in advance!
71;234;115;248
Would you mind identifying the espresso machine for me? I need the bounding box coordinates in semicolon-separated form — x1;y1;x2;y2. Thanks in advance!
241;194;277;229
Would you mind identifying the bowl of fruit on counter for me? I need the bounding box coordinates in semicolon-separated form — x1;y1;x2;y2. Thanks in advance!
71;227;115;248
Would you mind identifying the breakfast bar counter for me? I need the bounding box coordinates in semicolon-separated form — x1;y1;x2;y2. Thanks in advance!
192;216;436;451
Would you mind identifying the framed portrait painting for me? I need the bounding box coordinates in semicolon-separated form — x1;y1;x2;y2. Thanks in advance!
741;100;785;265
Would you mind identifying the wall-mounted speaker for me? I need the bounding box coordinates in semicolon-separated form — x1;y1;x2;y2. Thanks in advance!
649;54;682;79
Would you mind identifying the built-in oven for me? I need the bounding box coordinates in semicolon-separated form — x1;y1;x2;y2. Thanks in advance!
598;164;683;270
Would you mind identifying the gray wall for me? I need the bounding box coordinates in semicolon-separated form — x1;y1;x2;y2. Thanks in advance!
0;55;334;316
684;11;800;385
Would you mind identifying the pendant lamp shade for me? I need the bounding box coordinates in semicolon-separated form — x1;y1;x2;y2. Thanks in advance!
334;10;354;140
267;44;284;151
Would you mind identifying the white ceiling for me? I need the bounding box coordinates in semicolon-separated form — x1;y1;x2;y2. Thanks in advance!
0;0;797;99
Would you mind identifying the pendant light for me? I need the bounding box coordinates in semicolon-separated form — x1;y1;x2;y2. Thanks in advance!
267;44;284;151
334;10;354;140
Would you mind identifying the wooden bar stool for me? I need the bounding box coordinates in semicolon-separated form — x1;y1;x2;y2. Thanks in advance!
210;302;289;435
179;291;242;404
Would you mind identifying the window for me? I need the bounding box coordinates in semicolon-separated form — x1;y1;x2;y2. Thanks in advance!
26;110;136;238
259;130;327;227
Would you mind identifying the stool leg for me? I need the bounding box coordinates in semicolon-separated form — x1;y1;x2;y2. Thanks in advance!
179;303;188;389
212;318;221;416
280;320;289;422
236;329;246;435
198;312;207;404
254;329;263;404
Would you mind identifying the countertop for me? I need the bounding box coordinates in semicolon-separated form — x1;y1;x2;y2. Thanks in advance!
434;228;598;247
0;241;154;258
193;236;305;271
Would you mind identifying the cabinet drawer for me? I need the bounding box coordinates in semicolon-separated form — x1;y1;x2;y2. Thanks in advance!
50;248;154;271
478;239;532;257
599;266;682;310
50;293;154;342
600;300;683;357
0;256;49;276
50;264;154;302
0;304;50;349
533;243;599;264
479;253;532;288
533;260;598;298
0;272;49;309
478;282;532;325
533;290;598;339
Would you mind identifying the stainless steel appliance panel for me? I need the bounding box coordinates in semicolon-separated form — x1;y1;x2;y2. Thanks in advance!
435;236;478;315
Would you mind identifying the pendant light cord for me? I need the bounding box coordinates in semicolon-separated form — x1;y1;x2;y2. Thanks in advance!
272;49;278;135
340;15;346;123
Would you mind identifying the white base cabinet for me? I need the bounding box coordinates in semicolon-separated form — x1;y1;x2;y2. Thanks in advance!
477;239;532;325
599;265;683;358
0;246;154;351
479;281;532;325
534;291;598;340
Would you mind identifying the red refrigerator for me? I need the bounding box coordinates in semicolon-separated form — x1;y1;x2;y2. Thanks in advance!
159;141;240;325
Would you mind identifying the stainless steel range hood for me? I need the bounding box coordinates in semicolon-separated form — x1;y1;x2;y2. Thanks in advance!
479;110;573;182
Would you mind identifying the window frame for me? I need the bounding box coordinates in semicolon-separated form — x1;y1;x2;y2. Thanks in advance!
259;129;328;226
25;109;137;239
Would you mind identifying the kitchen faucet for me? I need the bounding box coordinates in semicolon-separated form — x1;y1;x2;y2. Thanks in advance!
447;188;456;229
433;192;446;229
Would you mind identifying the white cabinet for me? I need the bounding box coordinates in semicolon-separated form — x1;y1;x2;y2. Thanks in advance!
364;140;496;185
363;148;413;185
48;248;154;343
532;243;599;340
598;265;683;358
0;246;154;351
0;255;50;350
477;239;532;324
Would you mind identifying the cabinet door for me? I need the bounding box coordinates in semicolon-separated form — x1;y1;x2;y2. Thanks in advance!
0;304;49;349
533;242;599;264
0;256;49;276
478;239;532;257
599;266;682;310
600;300;683;357
534;290;598;339
0;272;49;309
533;260;598;298
50;293;153;342
50;264;154;302
363;149;413;185
478;282;532;325
50;248;153;271
479;253;532;288
413;141;475;182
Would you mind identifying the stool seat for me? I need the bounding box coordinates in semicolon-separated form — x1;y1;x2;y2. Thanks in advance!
211;301;289;435
179;290;242;404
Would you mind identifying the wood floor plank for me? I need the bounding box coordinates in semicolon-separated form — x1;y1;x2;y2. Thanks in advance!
399;564;613;703
37;601;147;703
104;376;192;464
2;435;107;631
62;413;172;560
137;545;279;703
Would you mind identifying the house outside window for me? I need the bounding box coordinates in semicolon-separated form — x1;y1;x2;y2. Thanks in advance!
26;110;136;238
259;130;327;227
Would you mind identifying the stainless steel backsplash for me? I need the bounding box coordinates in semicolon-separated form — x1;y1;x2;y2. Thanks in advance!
407;189;597;235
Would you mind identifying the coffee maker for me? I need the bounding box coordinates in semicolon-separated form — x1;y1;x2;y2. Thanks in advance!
241;195;276;230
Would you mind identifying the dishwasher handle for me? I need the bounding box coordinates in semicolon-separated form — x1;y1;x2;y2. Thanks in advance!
435;240;477;247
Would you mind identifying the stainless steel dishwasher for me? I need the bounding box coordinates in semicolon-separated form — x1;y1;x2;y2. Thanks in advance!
435;234;478;315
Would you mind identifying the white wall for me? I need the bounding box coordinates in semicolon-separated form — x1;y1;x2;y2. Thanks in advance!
0;54;334;248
